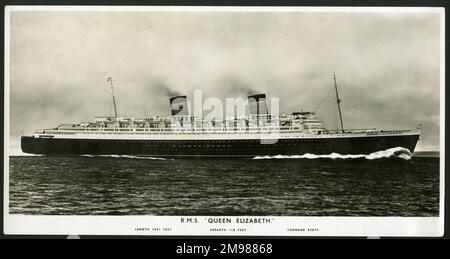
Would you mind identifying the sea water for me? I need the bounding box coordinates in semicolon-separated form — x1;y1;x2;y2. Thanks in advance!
8;148;440;216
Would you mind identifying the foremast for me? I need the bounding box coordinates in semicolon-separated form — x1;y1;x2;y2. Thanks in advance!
107;77;118;118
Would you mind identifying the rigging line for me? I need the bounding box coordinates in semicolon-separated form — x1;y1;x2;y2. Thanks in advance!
103;89;112;95
313;88;333;112
385;108;420;129
103;88;117;117
110;102;114;117
53;101;86;126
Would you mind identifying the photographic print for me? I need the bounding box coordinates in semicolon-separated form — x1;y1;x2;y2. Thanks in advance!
3;6;444;236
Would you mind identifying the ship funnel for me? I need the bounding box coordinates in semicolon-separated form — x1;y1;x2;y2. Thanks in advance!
248;94;268;116
169;96;189;116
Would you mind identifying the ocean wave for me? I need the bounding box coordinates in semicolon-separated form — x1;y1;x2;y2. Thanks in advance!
252;147;413;161
81;154;166;160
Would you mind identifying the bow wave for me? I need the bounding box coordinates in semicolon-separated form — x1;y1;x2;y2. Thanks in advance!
252;147;413;160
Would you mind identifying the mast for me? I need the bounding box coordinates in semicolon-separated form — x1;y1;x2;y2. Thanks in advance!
107;77;118;118
333;72;344;133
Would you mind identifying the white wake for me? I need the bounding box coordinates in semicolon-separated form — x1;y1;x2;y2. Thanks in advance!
8;147;42;157
252;147;413;161
81;154;166;160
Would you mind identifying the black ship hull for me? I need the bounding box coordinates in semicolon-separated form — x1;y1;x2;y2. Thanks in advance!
21;134;420;157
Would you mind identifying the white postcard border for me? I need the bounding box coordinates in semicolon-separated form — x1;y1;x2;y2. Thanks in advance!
3;5;445;237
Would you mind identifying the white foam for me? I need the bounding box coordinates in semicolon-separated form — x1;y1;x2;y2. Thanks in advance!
81;154;166;160
8;147;42;157
252;147;413;160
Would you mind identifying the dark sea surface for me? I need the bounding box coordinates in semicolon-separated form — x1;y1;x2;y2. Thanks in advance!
9;153;440;216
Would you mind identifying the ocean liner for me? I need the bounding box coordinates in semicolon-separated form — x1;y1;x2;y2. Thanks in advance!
21;75;421;157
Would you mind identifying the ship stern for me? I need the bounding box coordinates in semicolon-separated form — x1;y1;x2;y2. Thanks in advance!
21;136;41;155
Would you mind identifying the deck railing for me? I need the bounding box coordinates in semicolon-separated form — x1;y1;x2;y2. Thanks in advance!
37;126;418;136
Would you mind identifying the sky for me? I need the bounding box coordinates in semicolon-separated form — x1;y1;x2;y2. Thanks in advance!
7;9;442;151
